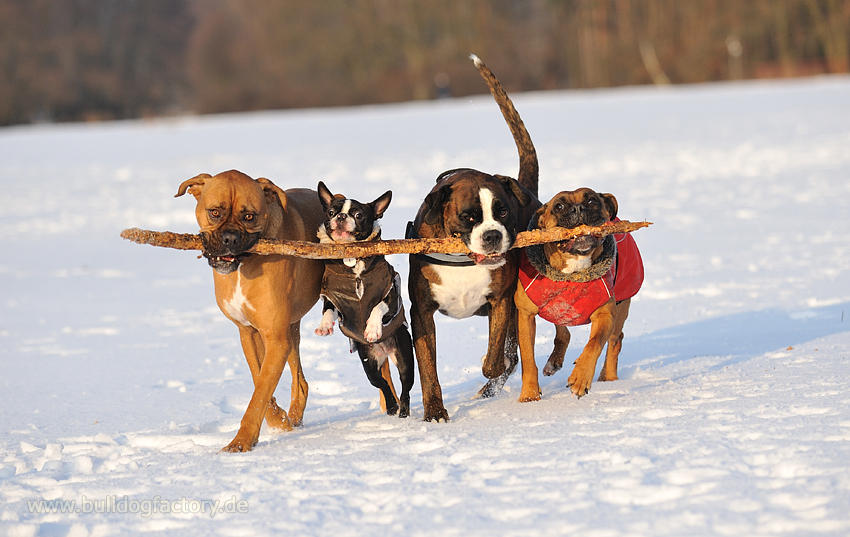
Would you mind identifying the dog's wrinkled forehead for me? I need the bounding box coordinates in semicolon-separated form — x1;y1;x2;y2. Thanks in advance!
328;196;358;213
536;187;617;229
198;172;267;211
451;174;510;213
553;188;600;206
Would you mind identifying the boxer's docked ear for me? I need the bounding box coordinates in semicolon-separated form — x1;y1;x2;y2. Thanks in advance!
257;177;288;210
175;173;211;200
495;175;532;207
423;185;449;225
317;181;335;210
535;204;557;229
600;193;618;221
371;190;392;219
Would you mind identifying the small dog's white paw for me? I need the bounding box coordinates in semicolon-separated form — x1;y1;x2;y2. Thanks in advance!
364;321;382;343
364;303;389;343
315;310;336;336
314;323;334;336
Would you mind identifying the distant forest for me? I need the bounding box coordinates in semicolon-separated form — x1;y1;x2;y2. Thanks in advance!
1;0;848;126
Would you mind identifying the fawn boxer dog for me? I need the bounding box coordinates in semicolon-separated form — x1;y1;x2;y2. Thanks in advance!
176;169;324;452
407;55;540;422
514;188;644;402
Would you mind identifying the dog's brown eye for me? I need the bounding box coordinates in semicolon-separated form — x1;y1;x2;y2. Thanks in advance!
554;203;564;213
209;209;222;219
499;208;508;218
587;198;598;205
354;212;364;220
244;213;255;221
328;210;336;217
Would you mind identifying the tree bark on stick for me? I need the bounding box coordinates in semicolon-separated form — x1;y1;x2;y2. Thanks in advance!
120;220;651;260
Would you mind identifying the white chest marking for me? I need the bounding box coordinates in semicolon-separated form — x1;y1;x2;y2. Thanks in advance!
560;256;593;274
353;260;366;298
223;270;255;327
429;264;493;319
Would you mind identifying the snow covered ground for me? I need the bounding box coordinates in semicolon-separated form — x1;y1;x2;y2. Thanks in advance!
1;74;849;536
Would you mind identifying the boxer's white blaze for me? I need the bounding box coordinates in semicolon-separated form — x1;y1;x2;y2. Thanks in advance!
469;188;510;255
223;269;255;327
429;264;492;319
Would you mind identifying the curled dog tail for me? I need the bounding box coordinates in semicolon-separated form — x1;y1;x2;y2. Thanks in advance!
470;54;539;198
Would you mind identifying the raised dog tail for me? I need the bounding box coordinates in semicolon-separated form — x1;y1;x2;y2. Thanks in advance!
470;54;539;198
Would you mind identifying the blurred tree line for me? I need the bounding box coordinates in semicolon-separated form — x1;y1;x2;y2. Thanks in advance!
1;0;848;126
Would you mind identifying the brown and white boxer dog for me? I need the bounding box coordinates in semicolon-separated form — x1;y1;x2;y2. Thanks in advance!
407;55;541;422
175;169;324;452
313;182;415;418
514;188;644;402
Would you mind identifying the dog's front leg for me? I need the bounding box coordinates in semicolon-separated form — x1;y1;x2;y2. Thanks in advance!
481;294;513;379
410;303;449;422
567;299;617;398
598;298;630;382
237;326;292;432
224;328;291;453
515;285;541;402
364;302;389;343
315;299;337;336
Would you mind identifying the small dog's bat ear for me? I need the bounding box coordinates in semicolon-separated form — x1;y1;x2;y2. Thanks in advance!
423;185;449;225
257;177;288;210
175;173;211;199
601;193;618;221
317;181;335;209
496;175;532;207
371;190;392;219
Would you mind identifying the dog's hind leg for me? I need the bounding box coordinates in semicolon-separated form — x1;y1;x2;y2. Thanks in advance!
599;299;630;382
286;321;309;427
378;361;399;414
390;326;416;418
543;325;571;376
357;344;399;416
481;296;513;379
477;310;519;399
238;326;293;432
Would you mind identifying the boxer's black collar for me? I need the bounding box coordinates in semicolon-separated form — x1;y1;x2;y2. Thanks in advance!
406;221;477;267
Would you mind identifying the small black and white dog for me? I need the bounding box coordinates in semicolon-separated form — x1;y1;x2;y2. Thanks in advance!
314;181;415;418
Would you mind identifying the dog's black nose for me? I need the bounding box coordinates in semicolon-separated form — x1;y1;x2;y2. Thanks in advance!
221;230;240;248
335;213;348;220
481;230;502;248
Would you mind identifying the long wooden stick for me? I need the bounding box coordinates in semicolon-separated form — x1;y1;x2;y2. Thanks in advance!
120;220;650;260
